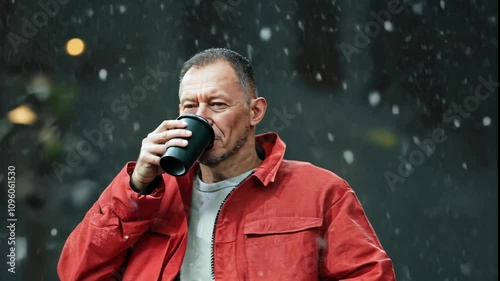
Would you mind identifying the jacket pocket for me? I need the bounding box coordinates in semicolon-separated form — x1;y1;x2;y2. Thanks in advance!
243;217;322;280
244;217;322;234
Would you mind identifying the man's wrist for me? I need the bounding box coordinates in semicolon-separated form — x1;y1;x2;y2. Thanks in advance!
130;175;161;195
131;173;149;190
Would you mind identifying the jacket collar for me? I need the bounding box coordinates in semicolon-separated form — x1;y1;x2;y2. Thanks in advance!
177;132;286;188
252;132;286;186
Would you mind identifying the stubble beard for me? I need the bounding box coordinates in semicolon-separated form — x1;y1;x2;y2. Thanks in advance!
199;126;250;166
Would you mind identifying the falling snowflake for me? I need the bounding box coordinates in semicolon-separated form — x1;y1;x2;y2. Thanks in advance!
99;69;108;81
483;116;491;127
260;27;272;41
384;21;394;32
343;150;354;164
315;72;322;82
368;91;381;107
392;105;400;115
327;132;335;142
118;5;127;14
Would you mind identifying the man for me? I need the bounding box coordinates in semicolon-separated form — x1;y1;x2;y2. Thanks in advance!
58;48;396;280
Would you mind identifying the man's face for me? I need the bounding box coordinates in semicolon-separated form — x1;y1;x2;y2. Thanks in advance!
179;60;252;166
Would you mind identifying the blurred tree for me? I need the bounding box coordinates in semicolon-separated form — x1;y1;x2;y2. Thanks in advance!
1;64;76;280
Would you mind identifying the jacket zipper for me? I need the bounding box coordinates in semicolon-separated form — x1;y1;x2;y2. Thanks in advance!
210;171;254;280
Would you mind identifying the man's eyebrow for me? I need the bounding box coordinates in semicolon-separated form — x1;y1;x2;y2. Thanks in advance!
180;89;231;101
180;96;196;103
208;93;230;100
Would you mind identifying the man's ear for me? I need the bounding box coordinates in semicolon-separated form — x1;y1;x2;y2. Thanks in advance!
178;103;182;115
250;97;267;127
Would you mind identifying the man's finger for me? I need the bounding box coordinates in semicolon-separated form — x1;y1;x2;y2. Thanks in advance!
147;129;192;144
151;120;188;134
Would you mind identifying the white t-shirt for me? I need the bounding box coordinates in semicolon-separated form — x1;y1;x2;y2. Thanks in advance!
180;170;253;281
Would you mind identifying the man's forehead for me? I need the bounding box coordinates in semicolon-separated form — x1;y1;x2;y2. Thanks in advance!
182;80;227;90
180;80;240;95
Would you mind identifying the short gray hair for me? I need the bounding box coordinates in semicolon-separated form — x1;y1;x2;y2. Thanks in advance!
179;48;258;105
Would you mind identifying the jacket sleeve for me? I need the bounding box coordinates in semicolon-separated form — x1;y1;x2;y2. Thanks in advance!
319;180;396;280
57;162;166;281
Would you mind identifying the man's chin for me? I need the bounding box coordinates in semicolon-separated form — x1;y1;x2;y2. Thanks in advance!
198;129;249;166
198;150;232;166
198;157;222;167
198;151;220;166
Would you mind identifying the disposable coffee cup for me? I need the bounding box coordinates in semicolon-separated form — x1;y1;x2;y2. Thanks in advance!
160;114;215;176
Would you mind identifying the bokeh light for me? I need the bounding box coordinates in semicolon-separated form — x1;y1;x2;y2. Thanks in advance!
66;38;85;56
7;105;37;125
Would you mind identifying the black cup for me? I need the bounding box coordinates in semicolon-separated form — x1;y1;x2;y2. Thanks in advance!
160;114;215;176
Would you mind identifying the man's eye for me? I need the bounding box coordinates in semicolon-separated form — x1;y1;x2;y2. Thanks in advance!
184;104;197;109
210;102;228;110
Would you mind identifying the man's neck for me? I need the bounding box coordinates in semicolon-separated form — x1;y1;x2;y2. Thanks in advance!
198;143;262;183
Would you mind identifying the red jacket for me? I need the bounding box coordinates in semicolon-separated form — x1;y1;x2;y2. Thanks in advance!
58;133;395;280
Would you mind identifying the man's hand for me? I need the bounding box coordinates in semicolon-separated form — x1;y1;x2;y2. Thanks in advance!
131;120;192;191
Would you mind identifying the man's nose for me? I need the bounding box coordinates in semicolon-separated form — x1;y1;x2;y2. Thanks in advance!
196;105;214;126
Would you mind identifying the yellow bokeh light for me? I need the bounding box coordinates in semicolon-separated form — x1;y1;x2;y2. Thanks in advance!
7;105;37;125
367;129;398;147
66;38;85;56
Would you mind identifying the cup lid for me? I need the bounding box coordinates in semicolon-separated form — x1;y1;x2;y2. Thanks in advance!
176;114;215;150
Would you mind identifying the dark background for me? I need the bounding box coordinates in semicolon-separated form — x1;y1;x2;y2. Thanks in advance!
0;0;497;280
